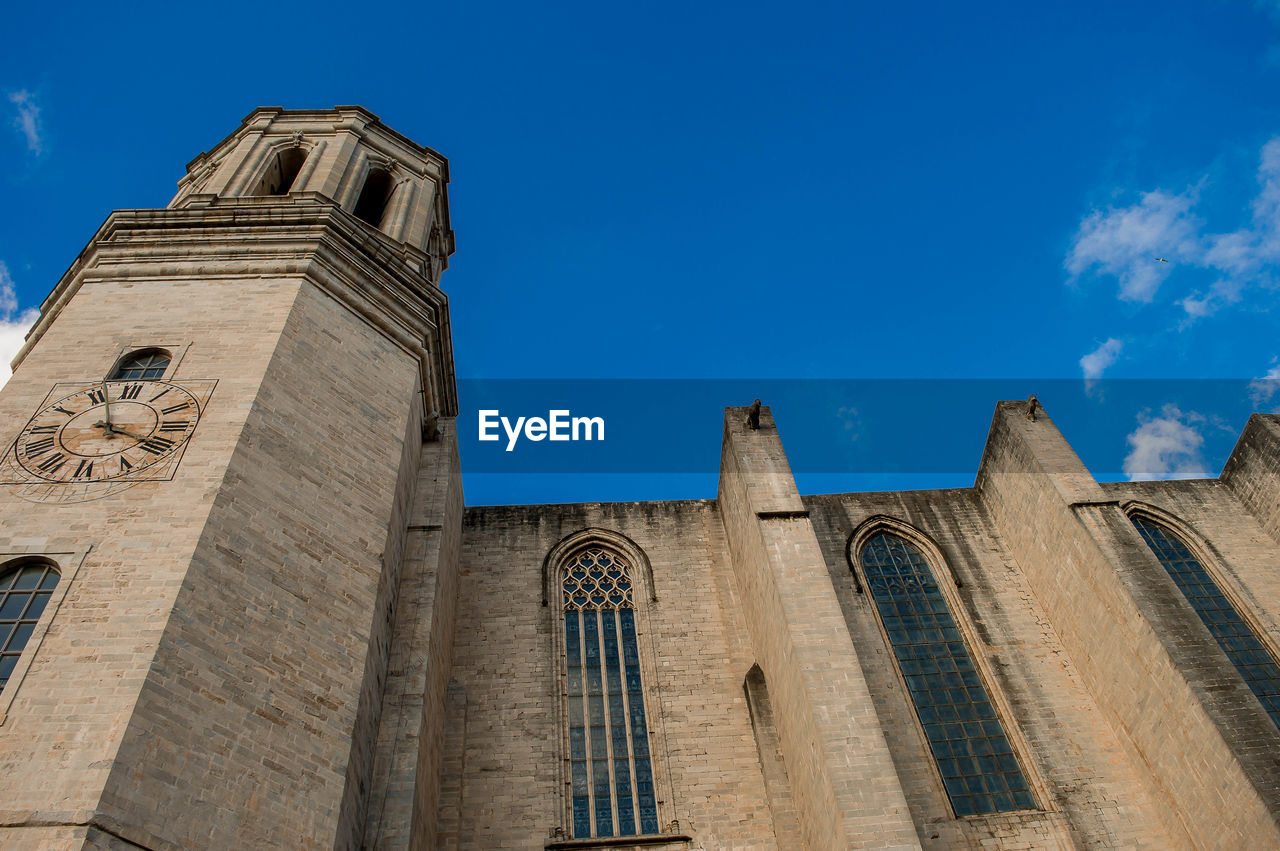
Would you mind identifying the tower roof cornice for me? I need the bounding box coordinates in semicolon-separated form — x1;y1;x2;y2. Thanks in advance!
170;105;455;265
185;106;450;182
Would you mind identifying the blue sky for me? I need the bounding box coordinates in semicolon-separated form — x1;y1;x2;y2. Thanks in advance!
2;1;1279;505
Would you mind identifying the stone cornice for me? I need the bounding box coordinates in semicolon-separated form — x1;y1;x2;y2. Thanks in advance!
186;106;450;183
16;197;457;419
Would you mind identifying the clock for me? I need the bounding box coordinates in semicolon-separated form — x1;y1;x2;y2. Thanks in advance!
2;379;216;504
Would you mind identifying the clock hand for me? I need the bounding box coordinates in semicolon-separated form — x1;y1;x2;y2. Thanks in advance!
109;426;151;442
101;379;113;432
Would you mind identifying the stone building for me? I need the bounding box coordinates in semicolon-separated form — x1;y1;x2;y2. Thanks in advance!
0;107;1277;850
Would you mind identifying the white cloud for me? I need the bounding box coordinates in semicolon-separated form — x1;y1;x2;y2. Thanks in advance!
836;405;860;438
1123;404;1211;480
1251;137;1280;258
1066;134;1280;322
1178;277;1243;321
1080;337;1123;381
0;263;18;317
1066;189;1200;302
8;90;42;155
1248;360;1280;409
1202;230;1257;277
0;262;39;387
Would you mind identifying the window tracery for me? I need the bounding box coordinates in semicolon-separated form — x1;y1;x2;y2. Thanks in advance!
562;546;659;838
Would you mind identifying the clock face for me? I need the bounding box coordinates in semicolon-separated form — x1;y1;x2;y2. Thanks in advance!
3;379;215;503
16;382;200;482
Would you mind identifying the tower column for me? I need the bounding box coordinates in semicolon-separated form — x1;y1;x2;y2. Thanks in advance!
976;400;1280;850
1223;414;1280;544
0;106;459;850
718;405;920;850
363;419;464;849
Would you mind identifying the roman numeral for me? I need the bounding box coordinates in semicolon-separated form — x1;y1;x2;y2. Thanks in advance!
139;436;176;455
25;437;56;457
119;384;142;400
72;459;94;479
30;425;57;434
87;388;106;404
158;420;189;432
149;388;173;403
52;406;74;417
119;456;133;473
36;453;66;474
160;402;191;415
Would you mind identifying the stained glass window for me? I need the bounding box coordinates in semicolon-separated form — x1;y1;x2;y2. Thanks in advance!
1131;516;1280;728
111;350;170;380
563;547;659;838
0;561;59;693
861;532;1034;816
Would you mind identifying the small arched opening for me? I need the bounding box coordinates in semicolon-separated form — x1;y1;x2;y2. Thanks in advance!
110;349;171;380
250;147;308;196
743;664;801;845
353;168;394;228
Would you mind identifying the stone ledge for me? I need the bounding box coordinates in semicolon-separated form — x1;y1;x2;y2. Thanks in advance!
545;833;692;849
15;201;457;418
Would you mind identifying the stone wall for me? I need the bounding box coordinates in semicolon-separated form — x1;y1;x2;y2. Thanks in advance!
0;267;303;847
444;499;781;849
717;406;919;850
975;401;1280;849
0;199;453;849
364;420;465;849
805;488;1184;848
1222;414;1280;544
91;277;427;849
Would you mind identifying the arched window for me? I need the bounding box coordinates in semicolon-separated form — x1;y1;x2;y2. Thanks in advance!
860;531;1034;816
562;546;659;839
249;147;308;196
353;168;393;228
1131;515;1280;727
110;349;170;380
0;560;60;692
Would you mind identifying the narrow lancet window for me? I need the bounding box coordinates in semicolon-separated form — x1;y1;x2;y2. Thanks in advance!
1132;516;1280;727
0;561;60;692
563;547;659;838
861;532;1034;816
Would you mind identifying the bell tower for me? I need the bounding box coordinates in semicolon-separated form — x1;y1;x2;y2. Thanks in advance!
0;107;462;849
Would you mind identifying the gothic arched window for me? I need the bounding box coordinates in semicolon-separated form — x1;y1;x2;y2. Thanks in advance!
0;560;60;692
562;546;659;839
110;349;170;380
860;531;1034;816
1131;515;1280;727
